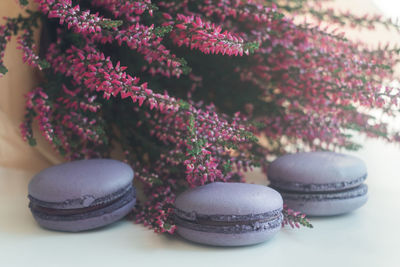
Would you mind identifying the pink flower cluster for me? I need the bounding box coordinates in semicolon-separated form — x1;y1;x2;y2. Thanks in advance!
282;204;312;228
114;23;184;78
198;0;279;23
17;30;43;69
148;104;255;187
21;88;54;143
21;83;107;159
133;181;177;234
36;0;119;34
36;0;184;78
92;0;155;22
0;25;12;77
46;43;179;112
302;3;399;31
237;14;400;150
170;14;255;56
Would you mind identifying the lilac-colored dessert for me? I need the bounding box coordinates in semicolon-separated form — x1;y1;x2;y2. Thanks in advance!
174;182;283;246
268;151;368;216
28;159;136;232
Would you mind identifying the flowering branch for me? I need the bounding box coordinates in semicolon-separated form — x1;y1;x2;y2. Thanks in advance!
35;0;123;33
18;29;50;69
197;0;283;23
170;14;259;56
133;180;177;234
0;25;11;77
0;10;43;76
92;0;157;22
282;204;313;229
308;7;400;32
46;43;180;111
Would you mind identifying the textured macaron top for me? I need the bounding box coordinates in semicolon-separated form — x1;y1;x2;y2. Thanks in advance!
268;152;367;192
28;159;134;209
175;182;282;216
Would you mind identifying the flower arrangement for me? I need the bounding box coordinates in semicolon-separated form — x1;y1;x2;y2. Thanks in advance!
1;0;399;233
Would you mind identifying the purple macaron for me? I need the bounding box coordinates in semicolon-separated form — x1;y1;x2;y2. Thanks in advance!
28;159;136;232
174;182;283;246
268;152;368;216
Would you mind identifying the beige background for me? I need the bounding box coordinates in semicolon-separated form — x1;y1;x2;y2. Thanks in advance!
0;0;54;173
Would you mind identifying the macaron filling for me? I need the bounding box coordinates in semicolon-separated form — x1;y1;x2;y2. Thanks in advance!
175;208;283;234
29;185;135;221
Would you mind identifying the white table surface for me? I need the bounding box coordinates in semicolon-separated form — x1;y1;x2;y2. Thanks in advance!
1;136;399;267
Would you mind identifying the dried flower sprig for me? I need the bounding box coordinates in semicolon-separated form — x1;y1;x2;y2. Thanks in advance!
36;0;123;33
277;0;400;31
0;10;43;76
92;0;157;22
170;14;260;56
308;7;400;32
282;204;313;229
0;25;10;76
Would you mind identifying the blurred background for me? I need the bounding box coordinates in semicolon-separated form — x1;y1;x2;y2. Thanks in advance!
373;0;400;20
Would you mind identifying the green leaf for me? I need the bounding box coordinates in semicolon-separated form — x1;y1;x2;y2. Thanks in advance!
163;223;172;230
333;67;342;74
344;142;362;151
251;121;266;130
28;138;37;146
177;58;191;75
273;12;285;20
243;42;260;54
342;104;356;111
223;160;232;174
38;59;50;70
98;19;123;29
0;65;8;75
178;100;191;110
58;147;67;156
377;64;391;70
19;0;29;6
360;76;367;83
154;25;173;37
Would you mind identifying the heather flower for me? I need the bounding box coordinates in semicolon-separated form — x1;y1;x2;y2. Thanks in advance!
92;0;156;22
35;0;123;33
171;14;259;56
45;43;180;112
0;25;11;77
17;30;50;70
282;204;313;229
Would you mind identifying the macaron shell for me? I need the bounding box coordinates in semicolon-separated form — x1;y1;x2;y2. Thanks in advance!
176;224;281;246
32;198;136;232
28;159;134;209
268;152;367;191
282;191;368;216
175;182;282;216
